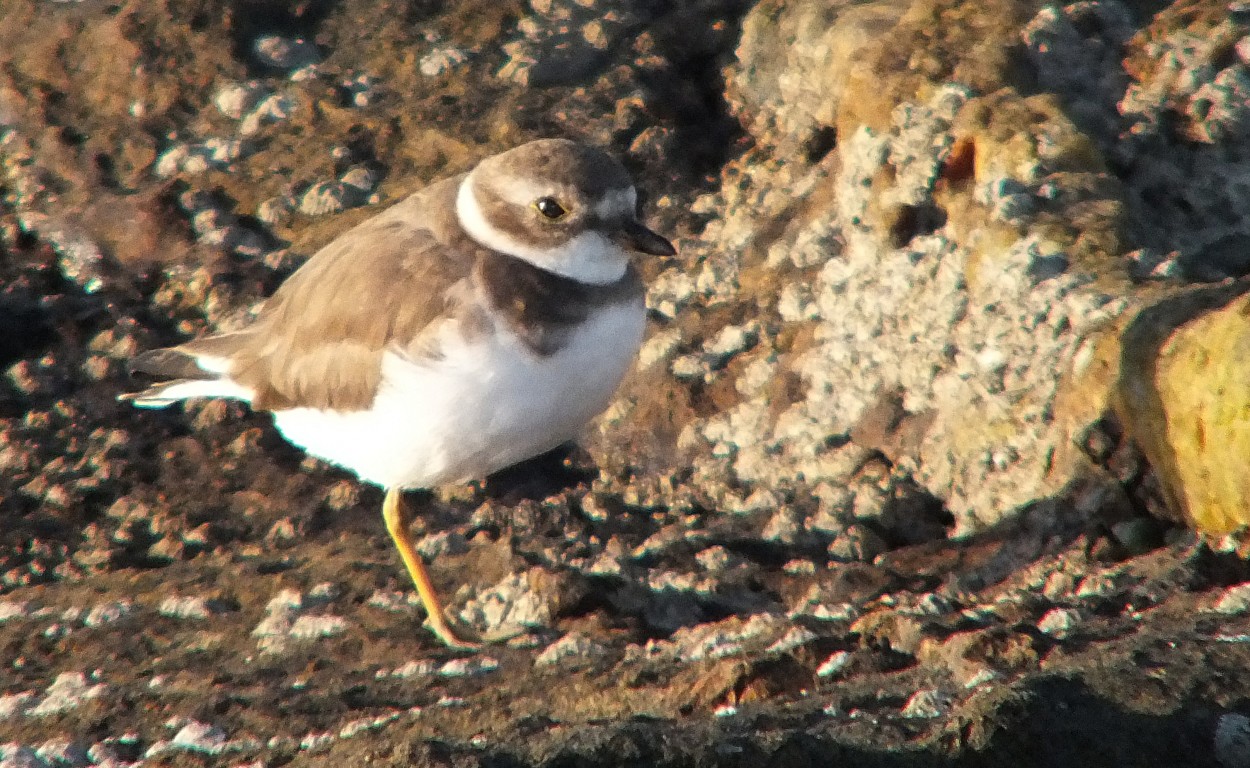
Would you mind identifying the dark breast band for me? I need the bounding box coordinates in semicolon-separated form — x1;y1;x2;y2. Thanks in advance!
475;253;643;357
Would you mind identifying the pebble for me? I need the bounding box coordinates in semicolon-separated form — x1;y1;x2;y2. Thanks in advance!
307;582;341;603
827;524;887;563
419;46;469;77
782;559;816;575
257;195;293;225
158;596;214;620
704;323;757;363
169;721;227;754
28;672;107;717
339;712;402;739
213;81;269;119
17;213;106;293
340;74;380;107
154;139;244;177
730;487;775;517
535;632;604;666
1037;607;1081;638
288;614;349;640
298;731;334;751
381;660;437;679
1075;569;1120;600
365;589;419;613
436;657;499;678
816;650;851;678
914;593;955;616
298;181;351;216
695;545;739;572
180;191;270;257
252;587;346;652
339;164;379;193
1213;582;1250;615
82;600;133;628
1126;248;1182;281
34;741;88;767
457;571;556;635
642;613;786;663
253;35;320;70
0;745;44;768
765;626;817;655
0;692;36;718
901;688;952;718
636;328;682;368
0;601;29;622
761;505;811;545
240;93;297;136
414;532;469;561
265;518;298;545
806;602;858;623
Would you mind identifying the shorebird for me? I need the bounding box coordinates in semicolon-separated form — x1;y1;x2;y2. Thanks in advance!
121;139;675;648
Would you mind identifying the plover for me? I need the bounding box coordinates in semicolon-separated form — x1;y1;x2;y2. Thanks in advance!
121;139;675;648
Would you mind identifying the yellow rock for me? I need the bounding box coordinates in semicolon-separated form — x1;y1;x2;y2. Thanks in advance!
1116;285;1250;535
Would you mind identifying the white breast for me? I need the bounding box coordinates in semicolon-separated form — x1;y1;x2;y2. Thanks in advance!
270;299;646;490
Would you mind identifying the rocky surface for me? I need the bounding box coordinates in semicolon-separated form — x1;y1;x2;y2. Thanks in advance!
4;0;1250;765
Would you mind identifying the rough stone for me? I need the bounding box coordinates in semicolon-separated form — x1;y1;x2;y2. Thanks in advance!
0;0;1247;764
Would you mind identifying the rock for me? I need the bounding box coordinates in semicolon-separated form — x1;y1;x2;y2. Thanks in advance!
729;0;909;152
457;567;576;640
658;29;1135;534
534;632;606;667
827;523;887;563
1037;607;1081;638
1215;713;1250;768
419;47;469;77
0;0;1249;763
851;610;926;656
81;600;133;628
28;673;107;717
815;650;851;678
1120;11;1250;279
213;81;270;120
298;181;354;216
1214;583;1250;616
1113;287;1250;534
497;1;653;86
169;721;227;754
0;745;46;768
901;688;952;719
16;213;108;293
251;588;350;653
253;35;320;71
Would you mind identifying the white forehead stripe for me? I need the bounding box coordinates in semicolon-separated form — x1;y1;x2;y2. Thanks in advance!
486;169;636;219
456;178;629;286
593;187;637;219
495;175;551;208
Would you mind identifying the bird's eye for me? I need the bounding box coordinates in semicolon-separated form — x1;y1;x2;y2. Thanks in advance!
534;197;566;220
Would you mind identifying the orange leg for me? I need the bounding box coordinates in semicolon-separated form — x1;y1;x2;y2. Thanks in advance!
382;488;480;650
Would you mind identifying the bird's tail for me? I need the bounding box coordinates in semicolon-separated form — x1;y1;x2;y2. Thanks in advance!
119;339;252;408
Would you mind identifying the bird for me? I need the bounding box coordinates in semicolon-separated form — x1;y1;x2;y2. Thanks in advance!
120;139;676;648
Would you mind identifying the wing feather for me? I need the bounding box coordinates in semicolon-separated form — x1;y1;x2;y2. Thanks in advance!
229;177;478;410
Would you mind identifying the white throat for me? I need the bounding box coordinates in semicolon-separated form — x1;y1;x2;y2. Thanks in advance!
455;175;629;286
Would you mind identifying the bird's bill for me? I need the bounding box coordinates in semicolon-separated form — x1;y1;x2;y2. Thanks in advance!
611;219;677;256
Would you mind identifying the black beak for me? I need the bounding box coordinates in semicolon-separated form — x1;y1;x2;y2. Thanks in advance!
611;219;676;256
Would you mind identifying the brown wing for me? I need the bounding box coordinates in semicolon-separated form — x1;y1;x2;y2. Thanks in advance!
215;177;480;411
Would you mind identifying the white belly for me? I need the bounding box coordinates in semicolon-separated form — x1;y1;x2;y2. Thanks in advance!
270;300;645;489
